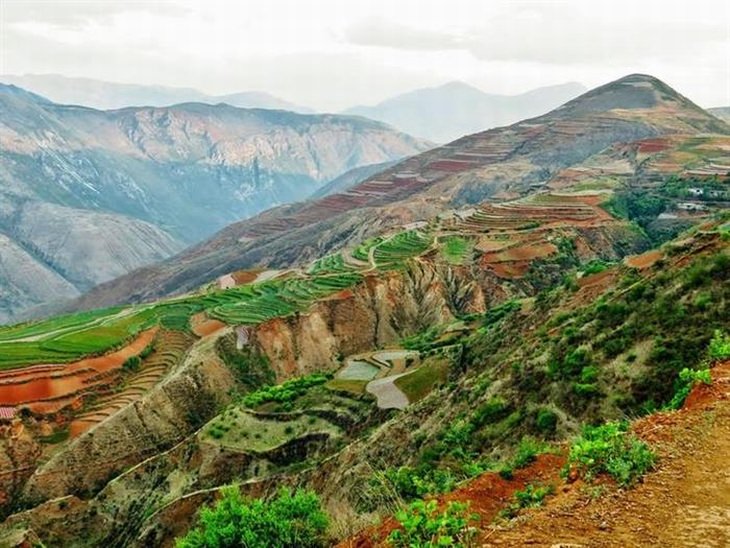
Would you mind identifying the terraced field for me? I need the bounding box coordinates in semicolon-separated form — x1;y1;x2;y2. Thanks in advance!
70;330;194;437
372;230;433;268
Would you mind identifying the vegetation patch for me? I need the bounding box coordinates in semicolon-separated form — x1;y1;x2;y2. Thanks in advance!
393;359;449;402
566;422;655;487
176;487;329;548
240;373;332;410
388;499;477;548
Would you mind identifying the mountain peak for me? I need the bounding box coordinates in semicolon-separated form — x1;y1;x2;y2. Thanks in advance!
552;74;727;134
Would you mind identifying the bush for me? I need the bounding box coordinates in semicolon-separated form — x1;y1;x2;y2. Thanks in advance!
388;499;477;548
566;422;655;486
667;367;711;410
535;409;558;435
500;483;555;519
122;355;141;372
708;330;730;362
384;466;457;500
176;487;329;548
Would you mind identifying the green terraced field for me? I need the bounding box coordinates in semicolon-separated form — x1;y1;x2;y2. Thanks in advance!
309;253;356;274
440;235;473;265
0;272;364;369
352;236;384;262
373;230;433;267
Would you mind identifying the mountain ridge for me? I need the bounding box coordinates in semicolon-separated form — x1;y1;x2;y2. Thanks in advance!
0;84;428;322
344;80;588;142
60;74;729;314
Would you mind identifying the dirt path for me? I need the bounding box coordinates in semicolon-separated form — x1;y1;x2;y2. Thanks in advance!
366;373;410;410
482;360;730;547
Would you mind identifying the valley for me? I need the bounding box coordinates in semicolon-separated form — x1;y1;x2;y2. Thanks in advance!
0;74;728;547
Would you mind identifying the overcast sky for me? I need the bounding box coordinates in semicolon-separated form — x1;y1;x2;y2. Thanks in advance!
1;0;728;111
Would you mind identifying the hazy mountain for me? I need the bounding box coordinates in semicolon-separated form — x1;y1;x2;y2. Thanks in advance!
0;84;428;321
709;107;730;123
311;160;399;198
67;74;729;312
344;81;588;142
0;74;314;112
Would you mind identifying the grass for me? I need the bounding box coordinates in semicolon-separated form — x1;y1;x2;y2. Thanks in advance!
393;359;449;402
202;408;339;452
440;235;472;265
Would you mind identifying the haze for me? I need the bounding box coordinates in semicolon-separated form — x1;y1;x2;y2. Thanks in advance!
1;0;729;111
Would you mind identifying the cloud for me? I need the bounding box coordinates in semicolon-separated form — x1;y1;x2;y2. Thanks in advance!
3;0;189;29
345;18;464;51
343;2;727;67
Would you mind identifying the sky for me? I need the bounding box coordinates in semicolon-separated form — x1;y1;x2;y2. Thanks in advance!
0;0;728;111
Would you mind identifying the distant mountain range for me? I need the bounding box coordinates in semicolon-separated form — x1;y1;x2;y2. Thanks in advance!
0;84;428;322
343;81;588;142
0;74;314;112
67;74;729;313
709;107;730;123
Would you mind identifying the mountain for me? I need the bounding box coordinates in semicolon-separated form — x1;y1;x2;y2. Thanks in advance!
344;80;587;142
310;159;399;198
0;73;728;547
65;74;729;312
0;84;429;322
0;74;314;112
709;106;730;123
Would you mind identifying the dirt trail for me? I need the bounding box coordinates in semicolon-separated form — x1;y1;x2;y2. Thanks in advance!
482;360;730;547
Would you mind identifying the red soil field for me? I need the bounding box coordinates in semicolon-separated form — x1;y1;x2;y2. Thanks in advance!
0;328;157;410
625;249;663;269
191;313;227;337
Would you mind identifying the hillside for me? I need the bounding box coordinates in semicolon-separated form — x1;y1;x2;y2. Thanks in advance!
709;106;730;123
0;74;313;112
0;85;427;322
344;81;587;142
0;73;727;547
67;74;730;311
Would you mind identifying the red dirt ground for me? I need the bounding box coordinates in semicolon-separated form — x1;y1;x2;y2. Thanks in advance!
190;313;226;337
625;249;663;269
339;454;565;548
342;360;730;547
0;329;157;411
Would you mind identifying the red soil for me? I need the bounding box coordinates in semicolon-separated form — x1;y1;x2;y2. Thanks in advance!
0;329;157;410
625;249;663;269
339;454;565;548
191;313;226;337
342;360;730;548
230;270;261;285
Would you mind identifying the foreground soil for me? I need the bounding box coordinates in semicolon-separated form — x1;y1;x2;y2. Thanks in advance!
482;360;730;547
343;360;730;547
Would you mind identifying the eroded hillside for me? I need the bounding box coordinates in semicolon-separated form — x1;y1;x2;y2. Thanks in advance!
0;74;728;547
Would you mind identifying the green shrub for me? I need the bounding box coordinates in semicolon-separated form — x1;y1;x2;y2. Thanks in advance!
500;483;555;519
708;330;730;362
566;422;655;486
384;466;457;500
535;409;558;435
388;499;477;548
176;487;328;548
122;355;141;372
241;373;330;408
667;367;711;410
